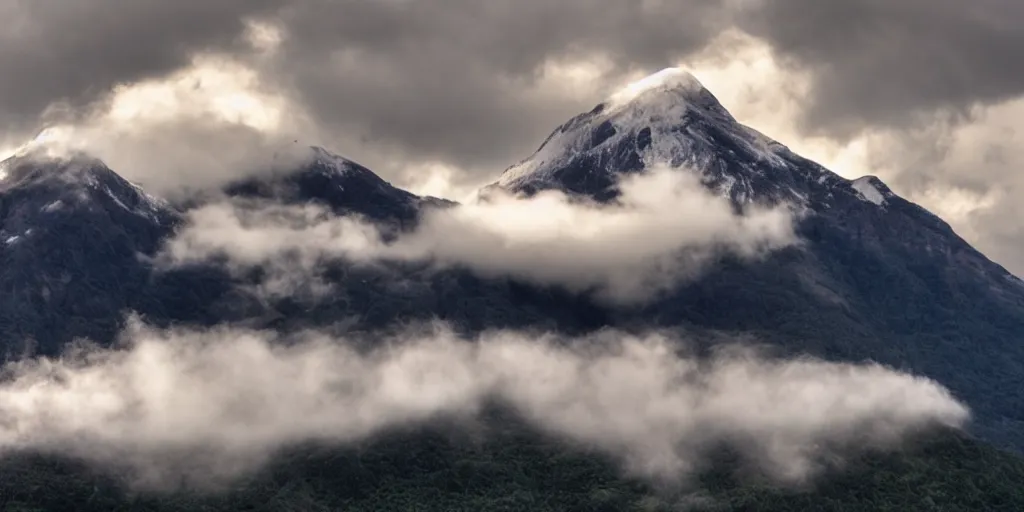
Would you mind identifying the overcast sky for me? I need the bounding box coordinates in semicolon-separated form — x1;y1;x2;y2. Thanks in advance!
1;0;1023;275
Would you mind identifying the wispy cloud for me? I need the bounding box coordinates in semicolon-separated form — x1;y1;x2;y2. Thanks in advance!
162;166;798;303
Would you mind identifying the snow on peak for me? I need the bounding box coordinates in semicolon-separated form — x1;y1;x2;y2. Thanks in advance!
851;176;887;206
0;150;108;188
9;126;79;161
496;67;786;192
0;150;171;224
606;67;705;108
308;146;356;176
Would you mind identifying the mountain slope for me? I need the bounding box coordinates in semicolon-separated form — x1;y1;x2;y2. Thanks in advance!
224;146;452;226
491;67;1024;449
0;148;609;355
0;151;179;356
3;73;1023;451
3;423;1024;512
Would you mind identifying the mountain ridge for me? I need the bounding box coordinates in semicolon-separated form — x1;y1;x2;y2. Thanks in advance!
3;69;1024;510
2;70;1024;452
493;68;1023;288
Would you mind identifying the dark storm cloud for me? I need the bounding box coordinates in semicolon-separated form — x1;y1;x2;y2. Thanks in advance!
731;0;1024;276
2;1;1023;280
0;0;282;131
4;0;1024;154
0;0;734;171
260;0;731;170
738;0;1024;138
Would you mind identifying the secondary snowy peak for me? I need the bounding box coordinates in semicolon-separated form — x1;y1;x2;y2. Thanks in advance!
850;176;893;206
0;152;176;254
225;145;435;224
1;150;106;187
302;145;365;178
0;151;170;219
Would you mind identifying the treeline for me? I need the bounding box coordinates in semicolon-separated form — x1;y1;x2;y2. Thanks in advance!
2;416;1024;511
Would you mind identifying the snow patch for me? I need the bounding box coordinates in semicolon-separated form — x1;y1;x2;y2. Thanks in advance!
736;126;789;168
310;146;355;178
787;186;809;205
4;236;19;245
715;174;737;198
42;200;65;213
851;177;886;206
105;186;132;212
127;180;172;216
607;68;704;109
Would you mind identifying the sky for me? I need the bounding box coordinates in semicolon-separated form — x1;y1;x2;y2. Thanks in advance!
1;0;1023;273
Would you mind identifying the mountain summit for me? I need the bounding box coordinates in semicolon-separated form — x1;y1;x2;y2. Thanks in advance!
224;145;437;225
494;66;910;219
495;67;799;202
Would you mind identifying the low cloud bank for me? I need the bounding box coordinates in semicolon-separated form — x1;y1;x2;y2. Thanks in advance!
163;167;798;302
0;320;968;489
6;122;318;199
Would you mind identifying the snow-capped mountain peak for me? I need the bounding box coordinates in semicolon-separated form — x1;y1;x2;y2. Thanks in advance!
604;67;733;120
491;67;927;220
494;67;800;202
0;151;175;234
225;145;441;224
850;176;893;206
485;67;1024;291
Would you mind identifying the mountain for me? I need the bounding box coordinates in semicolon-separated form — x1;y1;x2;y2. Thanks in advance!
5;422;1024;511
492;68;1024;449
224;146;453;226
0;147;607;355
4;69;1024;510
0;151;179;356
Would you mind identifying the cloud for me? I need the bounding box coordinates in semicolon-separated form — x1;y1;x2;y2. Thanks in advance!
6;0;1024;275
0;318;968;489
161;166;798;303
0;0;735;173
6;0;1023;167
844;98;1024;277
735;0;1024;139
1;56;319;197
0;0;283;132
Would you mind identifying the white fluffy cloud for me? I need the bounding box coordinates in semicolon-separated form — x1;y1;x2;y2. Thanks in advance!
0;319;968;489
0;56;321;198
162;166;798;303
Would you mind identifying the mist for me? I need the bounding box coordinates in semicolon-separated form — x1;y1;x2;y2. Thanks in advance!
162;167;798;303
0;319;967;490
